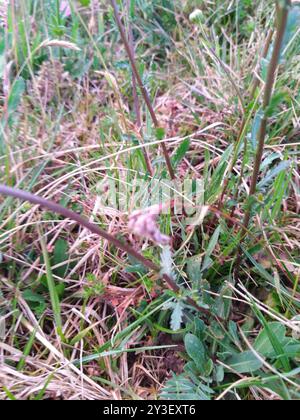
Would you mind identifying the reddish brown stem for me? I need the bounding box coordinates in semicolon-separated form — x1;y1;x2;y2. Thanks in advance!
0;184;220;320
110;0;175;180
218;29;274;212
126;0;154;177
235;1;290;271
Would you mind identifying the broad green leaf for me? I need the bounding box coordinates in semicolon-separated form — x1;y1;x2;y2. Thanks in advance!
283;342;300;359
254;322;287;357
270;170;290;219
228;321;241;347
213;282;233;320
226;351;263;374
216;365;225;382
258;160;292;190
53;238;69;278
184;333;206;371
260;152;281;171
187;255;202;285
254;323;300;361
252;307;291;372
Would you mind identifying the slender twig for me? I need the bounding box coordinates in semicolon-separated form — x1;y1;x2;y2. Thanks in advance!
109;0;175;180
126;0;154;176
126;0;141;129
0;184;220;320
235;1;291;271
218;28;274;211
229;29;275;218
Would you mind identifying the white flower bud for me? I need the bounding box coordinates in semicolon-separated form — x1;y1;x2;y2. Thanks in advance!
189;9;204;24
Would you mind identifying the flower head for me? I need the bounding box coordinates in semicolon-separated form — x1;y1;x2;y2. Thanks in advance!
128;204;171;246
60;0;71;18
0;0;8;28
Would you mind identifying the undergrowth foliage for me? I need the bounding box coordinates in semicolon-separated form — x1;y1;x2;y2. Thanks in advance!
0;0;300;401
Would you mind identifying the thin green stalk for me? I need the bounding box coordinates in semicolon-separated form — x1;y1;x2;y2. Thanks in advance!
236;0;291;270
285;270;300;318
17;327;37;371
109;0;175;180
39;227;64;339
56;0;61;26
2;387;17;400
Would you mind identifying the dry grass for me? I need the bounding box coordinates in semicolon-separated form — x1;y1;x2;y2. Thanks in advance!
0;0;300;400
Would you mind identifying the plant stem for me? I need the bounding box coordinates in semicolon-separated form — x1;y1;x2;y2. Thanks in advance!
126;0;141;129
126;0;154;176
109;0;175;180
39;227;64;340
56;0;61;25
235;0;290;270
218;28;274;211
0;184;219;320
